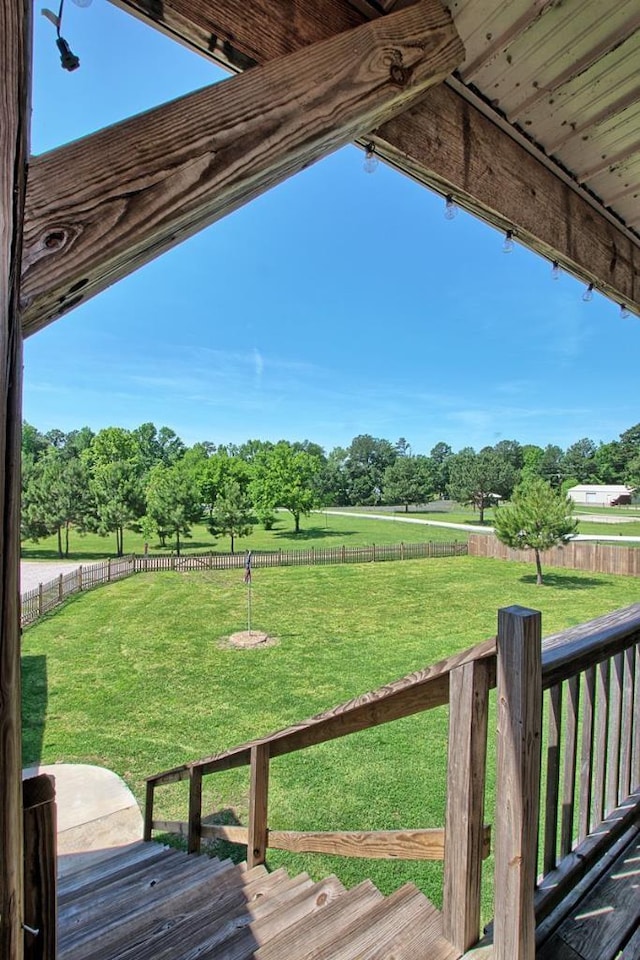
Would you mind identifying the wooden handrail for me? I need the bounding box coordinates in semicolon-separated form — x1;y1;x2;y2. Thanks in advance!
540;603;640;688
146;635;497;786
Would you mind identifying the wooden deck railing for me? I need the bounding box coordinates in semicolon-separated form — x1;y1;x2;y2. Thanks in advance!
144;602;640;959
146;635;497;954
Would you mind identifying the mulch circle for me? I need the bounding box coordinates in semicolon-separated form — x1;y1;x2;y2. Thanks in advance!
224;630;277;649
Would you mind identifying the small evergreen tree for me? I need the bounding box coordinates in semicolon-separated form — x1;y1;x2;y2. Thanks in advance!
493;479;578;585
209;479;253;553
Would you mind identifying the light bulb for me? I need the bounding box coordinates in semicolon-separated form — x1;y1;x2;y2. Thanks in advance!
502;230;514;254
620;304;631;319
444;195;457;220
551;261;560;280
582;283;594;302
363;144;379;174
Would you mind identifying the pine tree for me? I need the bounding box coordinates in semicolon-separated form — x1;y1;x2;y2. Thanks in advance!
493;479;578;585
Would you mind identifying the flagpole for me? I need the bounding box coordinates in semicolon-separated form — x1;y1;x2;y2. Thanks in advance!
245;550;252;635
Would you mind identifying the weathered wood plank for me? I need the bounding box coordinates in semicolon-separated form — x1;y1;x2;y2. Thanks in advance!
147;637;496;786
579;666;596;842
555;834;640;960
632;642;640;792
443;658;490;952
606;653;624;815
535;789;640;925
593;659;610;827
543;683;562;875
619;646;634;801
0;0;29;953
247;743;269;868
106;0;640;314
541;606;640;689
493;606;542;960
21;0;464;334
560;675;579;858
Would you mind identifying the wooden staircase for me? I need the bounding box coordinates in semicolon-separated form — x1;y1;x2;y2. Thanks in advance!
57;841;459;960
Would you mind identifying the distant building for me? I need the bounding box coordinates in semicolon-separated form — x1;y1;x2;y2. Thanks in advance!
568;484;635;506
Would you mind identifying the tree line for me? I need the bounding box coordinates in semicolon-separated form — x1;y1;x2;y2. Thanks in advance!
21;421;640;556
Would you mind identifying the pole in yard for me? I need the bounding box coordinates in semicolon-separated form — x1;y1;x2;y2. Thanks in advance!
244;550;252;635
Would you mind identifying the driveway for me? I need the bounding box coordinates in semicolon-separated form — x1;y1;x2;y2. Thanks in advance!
21;561;92;594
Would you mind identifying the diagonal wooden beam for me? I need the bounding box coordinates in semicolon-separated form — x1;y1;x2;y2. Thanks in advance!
106;0;640;314
20;0;463;334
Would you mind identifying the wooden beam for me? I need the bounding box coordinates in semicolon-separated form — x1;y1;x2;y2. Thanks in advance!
106;0;640;314
21;0;463;334
0;0;29;954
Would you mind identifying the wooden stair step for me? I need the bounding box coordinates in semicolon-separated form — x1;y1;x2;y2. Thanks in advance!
200;874;347;960
58;847;214;924
618;924;640;959
58;845;187;903
58;860;258;959
253;879;384;960
100;867;294;960
58;841;173;896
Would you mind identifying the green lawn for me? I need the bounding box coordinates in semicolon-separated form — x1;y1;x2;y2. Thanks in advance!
21;555;638;922
20;513;469;561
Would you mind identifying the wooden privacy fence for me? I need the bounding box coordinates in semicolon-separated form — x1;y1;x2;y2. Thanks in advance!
469;533;640;576
145;603;640;959
20;541;467;628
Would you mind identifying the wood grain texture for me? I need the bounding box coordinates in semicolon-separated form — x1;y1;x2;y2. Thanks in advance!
0;0;29;954
579;666;595;842
21;0;464;334
560;675;579;858
147;636;496;785
606;653;624;816
593;659;610;827
443;658;490;952
187;766;203;854
543;683;562;875
619;646;634;801
493;606;542;960
247;743;270;868
22;776;57;960
106;0;640;313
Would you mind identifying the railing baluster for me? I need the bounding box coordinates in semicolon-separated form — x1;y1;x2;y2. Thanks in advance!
144;781;155;841
560;674;579;857
543;683;562;874
578;666;595;842
247;743;270;868
632;642;640;792
188;767;203;854
592;660;609;828
443;658;490;953
494;606;542;960
606;653;624;815
619;646;634;800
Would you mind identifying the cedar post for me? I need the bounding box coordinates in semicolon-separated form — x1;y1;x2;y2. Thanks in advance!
23;775;57;960
493;606;542;960
247;744;270;868
1;0;30;953
443;657;490;952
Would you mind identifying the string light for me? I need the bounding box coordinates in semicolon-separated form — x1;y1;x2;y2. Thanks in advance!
363;143;379;174
551;261;560;280
502;230;514;254
41;0;80;70
444;195;457;220
620;304;631;319
582;283;594;302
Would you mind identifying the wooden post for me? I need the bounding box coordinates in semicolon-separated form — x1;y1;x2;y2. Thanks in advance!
493;606;542;960
37;584;43;619
22;775;57;960
247;743;270;868
57;574;63;602
1;0;30;953
143;781;154;842
77;565;83;592
107;558;111;582
443;658;490;953
187;768;203;855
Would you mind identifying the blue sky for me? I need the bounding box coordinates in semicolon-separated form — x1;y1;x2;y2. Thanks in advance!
25;0;638;455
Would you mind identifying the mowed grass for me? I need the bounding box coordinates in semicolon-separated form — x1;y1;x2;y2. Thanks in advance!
21;556;639;921
20;512;469;561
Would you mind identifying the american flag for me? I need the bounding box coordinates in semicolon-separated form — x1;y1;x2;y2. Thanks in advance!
244;551;252;584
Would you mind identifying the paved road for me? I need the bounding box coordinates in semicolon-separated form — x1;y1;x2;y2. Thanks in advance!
322;510;640;543
20;561;93;594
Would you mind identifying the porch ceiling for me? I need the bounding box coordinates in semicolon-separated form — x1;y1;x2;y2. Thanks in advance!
105;0;640;315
